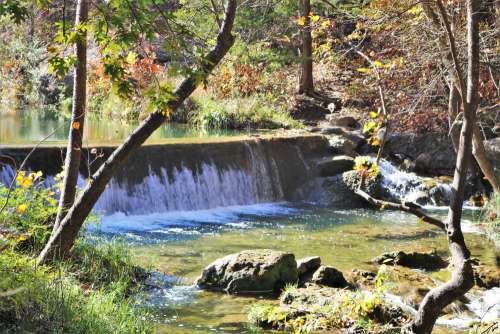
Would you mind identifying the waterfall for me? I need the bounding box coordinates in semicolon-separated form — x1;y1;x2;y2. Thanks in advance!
377;159;452;206
0;137;321;216
94;161;284;215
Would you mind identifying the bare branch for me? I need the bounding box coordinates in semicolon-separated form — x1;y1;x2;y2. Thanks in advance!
354;189;446;231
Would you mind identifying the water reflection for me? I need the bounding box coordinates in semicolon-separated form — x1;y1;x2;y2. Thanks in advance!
0;112;247;144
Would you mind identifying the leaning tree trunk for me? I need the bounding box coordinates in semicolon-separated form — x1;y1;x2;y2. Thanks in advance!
37;0;237;265
410;0;478;332
299;0;314;95
54;0;89;231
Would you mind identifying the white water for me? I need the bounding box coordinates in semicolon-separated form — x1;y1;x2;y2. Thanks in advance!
93;161;283;215
0;141;297;216
377;159;452;206
386;288;500;329
91;202;296;234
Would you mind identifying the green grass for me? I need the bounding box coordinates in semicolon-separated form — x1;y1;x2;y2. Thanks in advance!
0;244;152;334
190;96;302;130
0;175;152;333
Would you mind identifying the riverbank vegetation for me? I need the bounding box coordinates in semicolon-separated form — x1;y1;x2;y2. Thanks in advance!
0;174;151;333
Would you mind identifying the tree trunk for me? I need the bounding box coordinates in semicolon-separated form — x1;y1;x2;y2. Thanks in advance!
448;83;461;152
410;1;478;332
299;0;314;95
53;0;89;231
472;125;499;191
37;0;237;265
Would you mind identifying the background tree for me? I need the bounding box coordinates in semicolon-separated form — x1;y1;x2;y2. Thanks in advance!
299;0;314;95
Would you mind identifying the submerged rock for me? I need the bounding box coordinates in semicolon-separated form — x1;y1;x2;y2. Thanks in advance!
382;265;436;308
196;249;298;294
317;155;355;177
311;265;349;288
373;250;447;270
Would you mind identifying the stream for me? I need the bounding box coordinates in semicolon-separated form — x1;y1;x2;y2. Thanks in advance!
91;203;498;334
1;123;498;333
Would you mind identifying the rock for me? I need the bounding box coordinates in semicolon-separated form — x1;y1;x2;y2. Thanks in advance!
317;156;355;177
415;153;433;174
311;265;348;288
321;175;367;209
385;133;456;176
320;126;345;135
342;170;382;198
347;269;377;289
474;265;500;289
196;249;298;294
297;256;321;276
373;250;447;270
326;114;360;129
484;138;500;181
327;135;356;156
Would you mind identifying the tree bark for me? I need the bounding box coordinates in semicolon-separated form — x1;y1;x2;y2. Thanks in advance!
299;0;314;95
37;0;237;265
53;0;89;232
410;1;478;332
448;83;461;152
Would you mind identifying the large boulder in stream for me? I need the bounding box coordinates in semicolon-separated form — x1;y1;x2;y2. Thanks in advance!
373;250;448;271
196;249;298;294
310;265;349;288
321;170;382;208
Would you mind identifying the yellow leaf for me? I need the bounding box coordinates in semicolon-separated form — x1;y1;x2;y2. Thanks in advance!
373;60;383;68
126;51;137;65
15;171;25;185
21;177;33;188
357;67;371;73
31;171;43;181
321;20;330;28
17;204;28;214
311;15;320;22
369;111;379;119
72;122;80;130
418;217;425;224
297;16;305;26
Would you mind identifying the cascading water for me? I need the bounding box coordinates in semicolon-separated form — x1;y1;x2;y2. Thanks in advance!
0;138;317;216
377;159;452;206
94;160;283;215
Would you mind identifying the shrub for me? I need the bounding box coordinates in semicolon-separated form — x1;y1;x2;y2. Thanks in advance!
0;171;58;253
190;96;302;130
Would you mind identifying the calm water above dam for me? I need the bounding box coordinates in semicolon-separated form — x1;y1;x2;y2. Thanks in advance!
0;112;251;145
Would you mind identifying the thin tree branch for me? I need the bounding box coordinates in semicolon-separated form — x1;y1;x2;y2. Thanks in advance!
354;188;446;231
